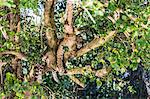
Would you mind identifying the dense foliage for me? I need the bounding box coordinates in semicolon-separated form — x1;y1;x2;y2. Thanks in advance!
0;0;149;98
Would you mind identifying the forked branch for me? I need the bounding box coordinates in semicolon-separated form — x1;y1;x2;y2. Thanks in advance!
56;0;76;73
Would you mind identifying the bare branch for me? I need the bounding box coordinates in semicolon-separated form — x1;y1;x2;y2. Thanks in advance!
0;51;27;60
56;0;76;73
65;66;94;75
82;6;96;24
64;66;111;78
64;66;111;87
76;31;116;57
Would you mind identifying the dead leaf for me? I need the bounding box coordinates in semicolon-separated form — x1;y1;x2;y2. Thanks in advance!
0;26;9;40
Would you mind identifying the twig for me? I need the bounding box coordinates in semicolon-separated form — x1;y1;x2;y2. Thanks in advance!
52;70;60;83
0;26;9;40
40;24;44;49
0;61;7;85
69;75;85;88
82;6;96;24
108;8;122;24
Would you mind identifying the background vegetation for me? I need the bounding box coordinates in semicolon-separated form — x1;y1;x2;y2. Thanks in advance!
0;0;150;98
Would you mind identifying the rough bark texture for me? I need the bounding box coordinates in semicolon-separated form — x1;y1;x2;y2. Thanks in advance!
44;0;57;70
56;0;76;73
0;0;117;87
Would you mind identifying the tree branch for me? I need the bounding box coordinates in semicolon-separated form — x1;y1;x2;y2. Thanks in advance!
0;61;7;85
43;0;59;83
65;66;93;75
0;51;27;60
56;0;76;73
64;66;111;78
63;66;111;87
76;31;116;57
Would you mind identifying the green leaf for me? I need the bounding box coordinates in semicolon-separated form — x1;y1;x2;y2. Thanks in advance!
96;78;102;86
16;92;24;98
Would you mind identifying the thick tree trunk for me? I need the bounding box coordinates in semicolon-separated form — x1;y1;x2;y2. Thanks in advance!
0;0;117;87
44;0;57;70
43;0;114;86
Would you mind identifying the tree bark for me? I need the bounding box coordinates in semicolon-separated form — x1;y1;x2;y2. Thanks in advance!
56;0;76;73
44;0;57;70
43;0;118;86
76;31;116;57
